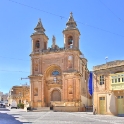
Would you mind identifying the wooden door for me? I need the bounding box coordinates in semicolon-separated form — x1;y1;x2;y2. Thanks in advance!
117;96;124;115
51;90;61;101
99;97;106;114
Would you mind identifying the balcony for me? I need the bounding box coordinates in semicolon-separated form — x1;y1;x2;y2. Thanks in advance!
111;82;124;90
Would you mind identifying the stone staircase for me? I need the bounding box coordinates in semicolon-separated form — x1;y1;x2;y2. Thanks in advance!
32;107;52;112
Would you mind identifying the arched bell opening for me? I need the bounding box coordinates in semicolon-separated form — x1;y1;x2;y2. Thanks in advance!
35;40;40;49
68;36;73;48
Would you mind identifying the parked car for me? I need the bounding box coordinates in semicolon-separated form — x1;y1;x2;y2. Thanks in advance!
10;101;17;109
0;101;5;108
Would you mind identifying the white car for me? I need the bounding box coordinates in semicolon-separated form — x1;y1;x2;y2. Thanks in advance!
11;101;17;109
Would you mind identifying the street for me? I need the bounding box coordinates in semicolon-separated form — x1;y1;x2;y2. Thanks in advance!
0;108;124;124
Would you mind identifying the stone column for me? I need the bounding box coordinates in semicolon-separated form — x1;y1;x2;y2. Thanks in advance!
30;79;34;107
41;78;45;106
73;78;76;100
38;77;42;107
32;39;34;52
76;78;80;100
62;75;65;100
65;79;68;101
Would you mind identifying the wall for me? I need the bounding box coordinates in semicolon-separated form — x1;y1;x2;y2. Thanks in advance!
53;106;80;112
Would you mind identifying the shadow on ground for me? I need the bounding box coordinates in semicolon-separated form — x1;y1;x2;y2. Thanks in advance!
0;108;10;111
0;112;32;124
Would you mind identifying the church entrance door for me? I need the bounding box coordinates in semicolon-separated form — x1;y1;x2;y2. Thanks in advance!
51;90;61;101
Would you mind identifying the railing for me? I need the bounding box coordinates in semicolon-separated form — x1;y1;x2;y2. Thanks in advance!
46;79;62;84
33;47;79;54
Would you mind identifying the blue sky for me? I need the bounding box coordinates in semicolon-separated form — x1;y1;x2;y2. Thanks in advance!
0;0;124;93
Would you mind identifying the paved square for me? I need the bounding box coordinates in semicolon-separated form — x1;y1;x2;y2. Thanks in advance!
0;108;124;124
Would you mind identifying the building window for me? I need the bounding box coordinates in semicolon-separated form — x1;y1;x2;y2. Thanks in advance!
99;97;105;100
35;40;40;48
111;73;124;83
117;96;123;99
122;77;124;82
100;75;104;85
118;78;120;82
52;71;60;76
112;79;114;83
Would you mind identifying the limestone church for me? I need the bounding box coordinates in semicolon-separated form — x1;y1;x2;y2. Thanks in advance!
29;13;91;111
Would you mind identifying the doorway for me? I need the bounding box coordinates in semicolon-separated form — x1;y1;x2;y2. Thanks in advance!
99;97;106;114
51;90;61;101
117;96;124;115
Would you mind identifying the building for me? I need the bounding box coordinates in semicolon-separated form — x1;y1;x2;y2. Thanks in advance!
8;85;30;105
0;91;3;101
29;13;91;112
0;92;8;102
93;60;124;115
1;93;8;101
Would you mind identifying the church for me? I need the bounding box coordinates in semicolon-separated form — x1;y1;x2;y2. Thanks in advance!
29;13;91;112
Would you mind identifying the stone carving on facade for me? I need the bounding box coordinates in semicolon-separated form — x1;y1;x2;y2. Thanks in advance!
52;35;56;49
34;59;39;72
68;85;73;94
34;88;38;96
46;79;62;84
68;55;73;68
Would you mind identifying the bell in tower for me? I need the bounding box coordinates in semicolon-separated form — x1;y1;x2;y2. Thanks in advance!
68;36;73;48
63;12;80;49
31;18;49;52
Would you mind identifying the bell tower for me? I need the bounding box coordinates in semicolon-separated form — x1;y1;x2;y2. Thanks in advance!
63;12;80;49
31;19;49;52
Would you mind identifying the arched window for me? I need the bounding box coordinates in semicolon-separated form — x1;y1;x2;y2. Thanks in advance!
52;71;60;76
35;40;40;48
68;36;73;48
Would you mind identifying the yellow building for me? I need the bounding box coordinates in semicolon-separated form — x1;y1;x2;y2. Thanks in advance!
29;13;91;112
93;60;124;115
8;85;30;105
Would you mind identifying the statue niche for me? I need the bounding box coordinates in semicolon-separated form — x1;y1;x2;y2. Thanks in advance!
34;59;39;72
34;88;38;96
68;55;73;68
68;85;73;94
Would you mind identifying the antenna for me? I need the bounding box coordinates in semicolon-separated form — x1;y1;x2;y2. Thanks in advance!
105;56;108;63
21;77;29;80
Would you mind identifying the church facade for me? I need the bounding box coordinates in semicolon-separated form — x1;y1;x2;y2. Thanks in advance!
29;13;90;111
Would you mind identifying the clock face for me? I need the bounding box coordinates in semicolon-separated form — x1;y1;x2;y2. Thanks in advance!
52;71;60;76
